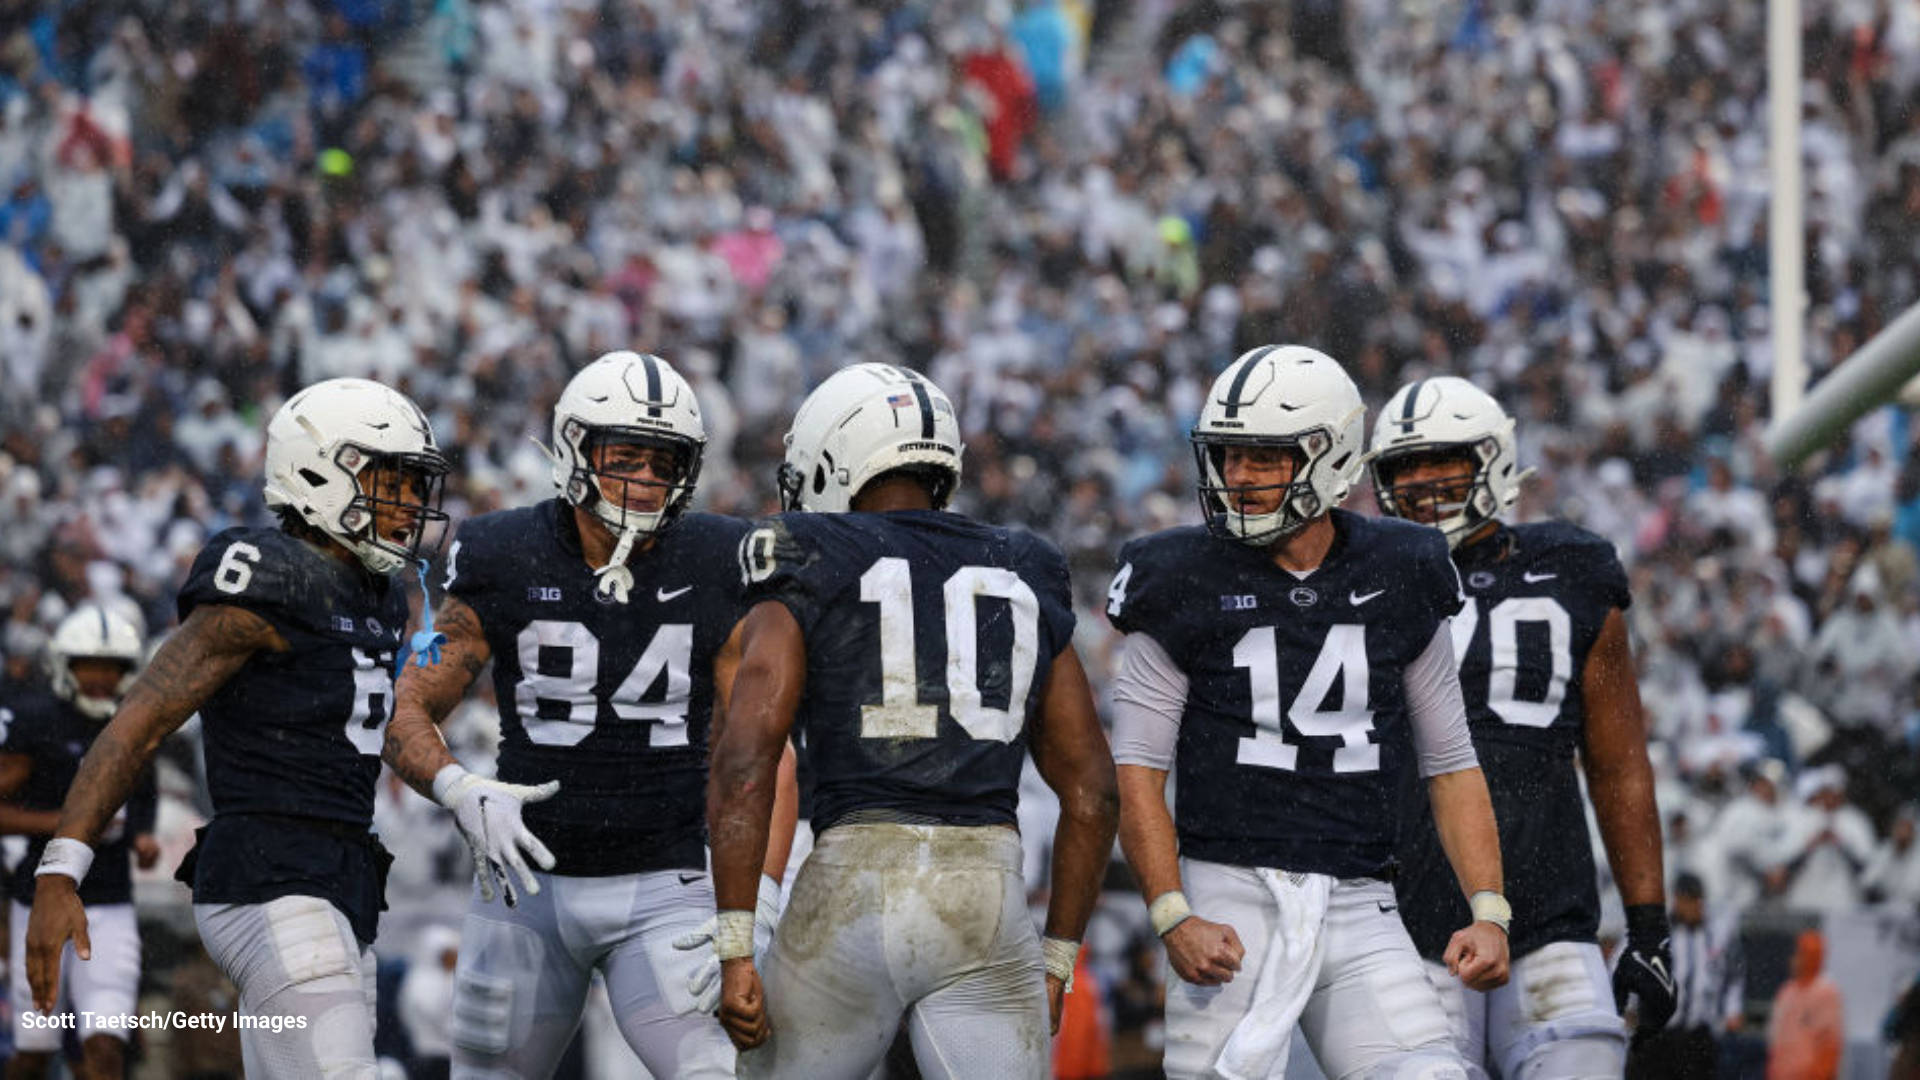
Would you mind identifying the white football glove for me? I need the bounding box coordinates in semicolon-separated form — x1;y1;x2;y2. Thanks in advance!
674;873;782;1013
432;764;560;907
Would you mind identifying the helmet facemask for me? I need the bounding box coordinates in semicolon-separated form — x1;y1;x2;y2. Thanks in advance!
1369;440;1501;548
1192;431;1328;546
335;444;452;574
562;422;704;539
58;655;137;720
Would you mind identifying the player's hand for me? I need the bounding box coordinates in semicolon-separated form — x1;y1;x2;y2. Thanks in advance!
1164;916;1244;986
1047;974;1067;1033
675;874;783;1013
132;834;161;870
434;768;560;907
26;877;90;1013
1445;921;1509;991
1614;904;1677;1031
718;958;770;1050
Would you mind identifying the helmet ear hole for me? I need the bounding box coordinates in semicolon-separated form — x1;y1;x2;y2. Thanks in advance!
298;468;329;487
812;465;826;495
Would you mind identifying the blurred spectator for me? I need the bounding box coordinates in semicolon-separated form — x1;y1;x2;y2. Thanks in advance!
1768;930;1844;1080
1771;766;1877;911
398;924;461;1080
1705;759;1793;912
1863;805;1920;907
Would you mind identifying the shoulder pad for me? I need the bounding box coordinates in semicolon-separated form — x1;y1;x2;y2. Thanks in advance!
178;527;333;624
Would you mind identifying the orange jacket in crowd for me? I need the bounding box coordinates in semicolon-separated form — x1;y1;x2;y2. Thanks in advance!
1768;931;1843;1080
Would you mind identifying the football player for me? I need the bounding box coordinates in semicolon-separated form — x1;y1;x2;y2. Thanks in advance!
26;378;449;1077
2;605;157;1080
707;363;1119;1078
1109;345;1508;1079
383;351;796;1079
1371;375;1671;1078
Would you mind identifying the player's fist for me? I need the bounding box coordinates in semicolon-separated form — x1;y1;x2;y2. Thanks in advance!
718;958;770;1050
1047;974;1067;1033
132;834;160;870
1164;916;1244;986
1445;921;1509;991
1613;904;1677;1031
26;877;91;1013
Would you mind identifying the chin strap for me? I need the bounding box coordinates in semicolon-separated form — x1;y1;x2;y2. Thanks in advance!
594;525;641;603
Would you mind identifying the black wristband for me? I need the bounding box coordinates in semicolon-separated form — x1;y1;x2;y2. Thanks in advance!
1625;903;1669;945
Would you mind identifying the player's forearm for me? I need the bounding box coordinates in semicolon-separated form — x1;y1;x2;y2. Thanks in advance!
57;601;270;842
1117;764;1184;902
709;736;780;910
386;598;489;798
54;709;173;843
1427;766;1503;897
0;806;62;838
383;701;461;800
1043;762;1120;942
1584;750;1666;908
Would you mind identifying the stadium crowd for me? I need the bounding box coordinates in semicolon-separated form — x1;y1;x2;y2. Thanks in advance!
7;0;1920;1073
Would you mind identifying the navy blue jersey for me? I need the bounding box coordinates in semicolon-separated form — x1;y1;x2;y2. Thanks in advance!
0;690;155;906
447;501;750;876
1109;510;1464;878
1395;521;1631;960
741;510;1077;835
179;526;407;824
174;525;406;941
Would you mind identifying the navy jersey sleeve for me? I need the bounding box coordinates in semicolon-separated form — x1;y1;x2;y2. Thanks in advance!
1587;541;1631;613
1105;532;1196;663
1413;529;1468;633
739;515;854;636
1016;531;1077;656
442;515;502;625
178;528;323;635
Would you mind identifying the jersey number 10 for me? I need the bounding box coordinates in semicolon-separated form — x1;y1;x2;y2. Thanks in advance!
859;557;1039;743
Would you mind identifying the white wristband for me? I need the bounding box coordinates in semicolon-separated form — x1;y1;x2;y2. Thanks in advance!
713;910;757;961
1149;890;1194;937
431;763;473;807
36;838;95;886
1042;935;1079;990
1469;890;1511;934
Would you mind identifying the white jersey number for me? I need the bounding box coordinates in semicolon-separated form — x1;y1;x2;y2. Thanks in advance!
514;620;694;747
1233;624;1379;773
860;557;1040;743
1451;596;1573;728
344;647;390;756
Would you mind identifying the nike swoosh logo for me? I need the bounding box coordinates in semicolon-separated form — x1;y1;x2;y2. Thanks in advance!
657;585;694;602
678;872;705;885
1350;589;1385;605
1522;571;1557;583
1377;902;1398;914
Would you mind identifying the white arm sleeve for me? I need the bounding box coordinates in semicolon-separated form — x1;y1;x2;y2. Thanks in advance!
1110;633;1189;770
1405;621;1480;777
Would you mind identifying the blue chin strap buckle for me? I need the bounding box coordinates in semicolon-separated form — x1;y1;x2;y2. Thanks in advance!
395;558;448;675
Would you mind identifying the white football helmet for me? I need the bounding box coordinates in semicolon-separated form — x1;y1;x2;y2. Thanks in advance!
779;363;963;513
550;351;707;540
47;605;144;720
1192;345;1367;545
263;378;450;576
1367;376;1523;548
